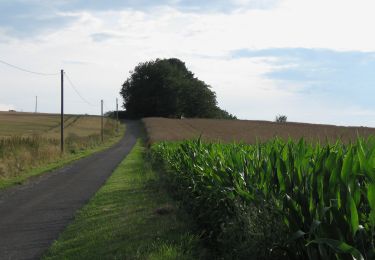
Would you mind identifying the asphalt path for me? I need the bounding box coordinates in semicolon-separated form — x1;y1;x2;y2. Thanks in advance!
0;121;140;260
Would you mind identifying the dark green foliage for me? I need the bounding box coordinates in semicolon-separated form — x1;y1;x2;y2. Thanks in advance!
275;114;287;123
152;141;288;259
120;58;236;119
152;138;375;259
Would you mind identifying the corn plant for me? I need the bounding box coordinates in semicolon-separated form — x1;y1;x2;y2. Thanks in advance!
152;137;375;259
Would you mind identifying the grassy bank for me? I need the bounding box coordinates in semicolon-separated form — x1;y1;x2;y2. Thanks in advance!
43;140;201;259
0;122;124;190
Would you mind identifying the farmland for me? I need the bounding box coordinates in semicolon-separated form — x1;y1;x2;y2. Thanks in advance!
0;111;108;138
143;117;375;144
0;111;120;188
148;118;375;259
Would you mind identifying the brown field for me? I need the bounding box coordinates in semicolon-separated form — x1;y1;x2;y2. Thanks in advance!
143;117;375;144
0;111;118;181
0;111;107;138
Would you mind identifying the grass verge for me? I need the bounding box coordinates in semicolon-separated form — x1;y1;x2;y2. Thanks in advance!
0;125;125;190
43;139;201;260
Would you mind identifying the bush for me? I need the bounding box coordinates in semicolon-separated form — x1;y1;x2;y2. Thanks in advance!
275;115;287;123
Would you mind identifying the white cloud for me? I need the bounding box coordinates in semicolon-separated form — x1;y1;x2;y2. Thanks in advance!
1;1;375;126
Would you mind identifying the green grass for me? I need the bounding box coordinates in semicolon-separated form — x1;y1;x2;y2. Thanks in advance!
0;124;125;190
43;140;201;260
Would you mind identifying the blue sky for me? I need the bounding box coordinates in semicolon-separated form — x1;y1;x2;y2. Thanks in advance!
231;48;375;108
1;0;375;126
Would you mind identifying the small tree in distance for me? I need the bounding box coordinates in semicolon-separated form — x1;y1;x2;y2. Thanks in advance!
275;115;287;123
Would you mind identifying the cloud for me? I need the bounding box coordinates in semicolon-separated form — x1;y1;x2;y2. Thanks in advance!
0;0;279;38
223;48;375;126
0;1;79;37
58;0;279;12
62;60;91;65
90;32;121;42
230;48;375;109
2;0;375;54
2;2;375;126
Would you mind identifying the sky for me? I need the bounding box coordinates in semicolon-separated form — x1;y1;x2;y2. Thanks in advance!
1;0;375;126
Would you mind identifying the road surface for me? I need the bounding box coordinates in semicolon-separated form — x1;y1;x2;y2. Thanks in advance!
0;121;140;260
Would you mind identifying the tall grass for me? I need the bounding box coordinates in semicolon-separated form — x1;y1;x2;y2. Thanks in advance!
0;120;117;179
152;138;375;259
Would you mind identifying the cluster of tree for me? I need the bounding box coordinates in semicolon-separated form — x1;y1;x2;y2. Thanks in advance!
120;58;236;119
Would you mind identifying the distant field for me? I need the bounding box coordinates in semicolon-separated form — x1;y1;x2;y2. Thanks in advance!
0;111;119;185
143;117;375;144
0;111;105;138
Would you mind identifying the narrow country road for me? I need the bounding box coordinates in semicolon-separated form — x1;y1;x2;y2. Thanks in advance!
0;121;140;260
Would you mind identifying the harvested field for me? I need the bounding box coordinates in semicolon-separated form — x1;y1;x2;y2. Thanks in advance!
0;111;108;139
0;111;60;136
143;117;375;144
0;111;118;181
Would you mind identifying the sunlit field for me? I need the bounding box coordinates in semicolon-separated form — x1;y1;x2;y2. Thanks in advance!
0;111;119;184
0;111;108;138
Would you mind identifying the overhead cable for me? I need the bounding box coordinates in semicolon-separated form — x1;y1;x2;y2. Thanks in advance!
64;72;98;107
0;58;59;76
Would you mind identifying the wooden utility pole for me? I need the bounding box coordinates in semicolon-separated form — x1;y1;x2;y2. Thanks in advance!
35;96;38;113
61;70;64;153
101;99;104;142
116;98;119;132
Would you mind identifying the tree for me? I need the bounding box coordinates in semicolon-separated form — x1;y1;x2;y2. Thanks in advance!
275;114;287;123
120;58;236;119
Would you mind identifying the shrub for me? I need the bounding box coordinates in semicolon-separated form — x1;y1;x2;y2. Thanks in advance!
275;115;287;123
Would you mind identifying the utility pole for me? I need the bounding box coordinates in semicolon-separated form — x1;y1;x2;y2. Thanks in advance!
35;96;38;113
61;70;64;153
101;99;104;142
116;98;119;132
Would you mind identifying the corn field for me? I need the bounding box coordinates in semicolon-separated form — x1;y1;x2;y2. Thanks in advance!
152;138;375;259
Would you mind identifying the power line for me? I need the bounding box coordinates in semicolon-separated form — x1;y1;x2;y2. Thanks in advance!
0;58;105;113
0;58;59;76
103;102;111;112
63;72;98;107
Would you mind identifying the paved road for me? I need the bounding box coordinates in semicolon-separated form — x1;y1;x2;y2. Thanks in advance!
0;121;140;260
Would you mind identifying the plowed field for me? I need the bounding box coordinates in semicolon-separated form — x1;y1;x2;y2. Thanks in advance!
143;117;375;144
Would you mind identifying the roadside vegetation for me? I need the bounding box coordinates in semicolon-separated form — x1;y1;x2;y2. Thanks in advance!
0;112;122;189
44;140;202;260
151;137;375;259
